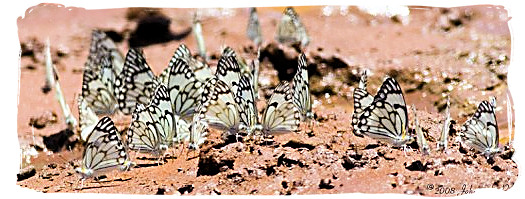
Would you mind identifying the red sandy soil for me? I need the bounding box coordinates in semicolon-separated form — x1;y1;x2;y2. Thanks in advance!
16;4;517;195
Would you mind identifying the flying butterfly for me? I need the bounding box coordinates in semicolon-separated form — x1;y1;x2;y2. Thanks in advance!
126;84;174;157
260;81;301;135
293;53;313;121
437;96;451;151
412;105;430;155
356;76;413;147
114;48;159;115
275;7;310;48
351;70;374;136
460;97;500;158
77;96;99;142
75;116;134;179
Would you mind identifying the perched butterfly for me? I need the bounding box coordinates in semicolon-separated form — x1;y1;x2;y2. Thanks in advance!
260;81;301;135
437;96;451;151
165;57;204;142
114;48;159;115
357;76;413;147
75;116;134;179
159;44;213;84
194;78;242;137
216;49;242;95
460;97;500;158
188;115;209;150
77;96;99;142
412;106;430;155
247;7;263;46
351;70;373;136
85;30;124;74
293;53;313;121
275;7;310;48
126;85;174;157
81;60;119;115
236;74;258;135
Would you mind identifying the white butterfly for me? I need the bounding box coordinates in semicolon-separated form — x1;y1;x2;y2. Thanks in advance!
159;44;214;84
220;46;260;100
114;48;159;115
165;57;205;142
77;96;99;142
351;70;374;136
275;7;310;48
236;74;258;135
194;78;242;137
460;97;500;158
293;53;313;121
81;55;119;115
75;116;134;179
85;30;124;74
412;106;430;155
126;85;174;157
356;76;413;147
437;96;451;151
216;49;242;95
188;114;209;150
260;81;301;135
247;7;262;46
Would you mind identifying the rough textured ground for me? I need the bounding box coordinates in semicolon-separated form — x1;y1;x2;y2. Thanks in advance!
16;4;517;196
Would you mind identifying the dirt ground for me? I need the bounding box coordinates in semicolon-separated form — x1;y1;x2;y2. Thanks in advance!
16;4;517;196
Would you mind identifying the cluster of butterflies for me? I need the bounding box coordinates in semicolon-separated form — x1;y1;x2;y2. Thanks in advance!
75;29;313;179
351;70;502;159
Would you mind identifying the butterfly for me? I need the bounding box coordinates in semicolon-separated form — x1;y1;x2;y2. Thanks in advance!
437;96;451;151
293;53;313;121
126;84;174;157
114;48;159;115
75;116;134;179
356;76;413;147
460;97;500;158
412;106;430;155
77;96;99;142
220;46;260;99
236;74;258;135
188;115;210;150
351;70;374;136
159;44;214;84
81;56;119;115
275;7;310;48
216;48;242;95
165;57;205;142
246;7;263;47
193;78;242;137
85;30;124;74
260;81;301;135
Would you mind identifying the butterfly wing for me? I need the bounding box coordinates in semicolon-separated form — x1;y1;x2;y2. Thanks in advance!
438;97;451;150
357;77;411;147
114;48;158;115
126;85;173;156
195;78;241;135
77;96;99;142
460;100;500;157
173;44;214;83
216;50;242;94
247;7;263;46
77;116;130;178
293;53;312;120
351;88;374;134
81;67;118;115
261;81;301;134
167;57;203;120
85;30;124;73
275;7;309;47
236;74;258;134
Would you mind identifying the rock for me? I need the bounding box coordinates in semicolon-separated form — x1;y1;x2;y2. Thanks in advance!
319;179;335;189
17;166;36;181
